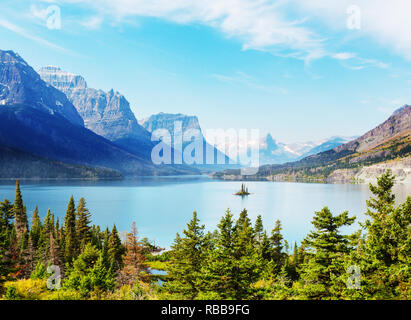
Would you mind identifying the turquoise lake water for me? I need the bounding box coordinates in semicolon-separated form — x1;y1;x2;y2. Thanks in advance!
0;176;410;249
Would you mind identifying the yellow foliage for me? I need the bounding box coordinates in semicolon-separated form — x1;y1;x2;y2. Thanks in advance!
3;279;83;300
4;279;47;300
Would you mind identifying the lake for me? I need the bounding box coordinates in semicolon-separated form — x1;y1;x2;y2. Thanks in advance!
0;176;410;249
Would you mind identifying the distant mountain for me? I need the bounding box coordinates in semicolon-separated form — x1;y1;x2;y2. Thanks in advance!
253;133;356;165
0;51;83;126
140;113;201;134
141;113;234;170
38;66;153;159
298;136;356;158
212;105;411;182
0;50;197;177
258;134;299;165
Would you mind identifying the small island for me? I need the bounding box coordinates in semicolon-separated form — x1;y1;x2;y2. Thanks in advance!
235;183;250;196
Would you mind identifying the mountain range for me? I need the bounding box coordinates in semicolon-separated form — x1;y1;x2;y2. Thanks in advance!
0;50;197;178
38;66;153;160
257;134;356;165
213;105;411;183
1;48;408;181
39;67;232;170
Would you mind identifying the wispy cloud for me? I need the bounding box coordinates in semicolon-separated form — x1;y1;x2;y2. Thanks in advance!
293;0;411;61
80;15;103;29
0;18;74;54
55;0;326;62
212;71;288;94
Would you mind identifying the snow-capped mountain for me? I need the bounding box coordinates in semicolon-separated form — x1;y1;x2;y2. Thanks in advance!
257;134;357;165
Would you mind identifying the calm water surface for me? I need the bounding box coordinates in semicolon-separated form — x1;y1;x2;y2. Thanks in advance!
0;176;409;248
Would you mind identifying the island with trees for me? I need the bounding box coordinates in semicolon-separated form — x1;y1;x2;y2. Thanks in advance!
235;183;250;196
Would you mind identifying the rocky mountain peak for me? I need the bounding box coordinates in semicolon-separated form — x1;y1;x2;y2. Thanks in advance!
38;66;149;142
335;104;411;153
39;66;87;91
0;49;84;126
140;113;202;134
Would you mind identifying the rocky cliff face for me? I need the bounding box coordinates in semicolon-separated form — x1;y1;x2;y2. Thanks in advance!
140;113;233;168
0;51;83;126
326;156;411;184
335;105;411;153
38;66;150;142
140;113;201;135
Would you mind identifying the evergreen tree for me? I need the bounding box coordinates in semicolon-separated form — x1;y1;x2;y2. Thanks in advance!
270;219;285;274
200;209;261;299
107;225;124;272
254;215;264;243
352;170;411;299
64;196;77;264
29;206;41;251
300;207;356;299
0;199;14;284
75;198;91;252
166;212;207;299
64;243;114;296
13;180;28;251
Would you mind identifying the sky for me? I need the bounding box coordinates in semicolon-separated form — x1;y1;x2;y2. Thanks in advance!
1;0;411;143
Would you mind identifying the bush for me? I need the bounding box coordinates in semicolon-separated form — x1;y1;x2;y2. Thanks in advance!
4;279;47;300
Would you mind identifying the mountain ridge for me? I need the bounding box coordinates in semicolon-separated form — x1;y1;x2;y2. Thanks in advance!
212;105;411;183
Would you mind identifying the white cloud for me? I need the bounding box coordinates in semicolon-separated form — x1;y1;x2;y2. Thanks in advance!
0;18;73;54
332;52;356;60
80;16;103;29
292;0;411;61
57;0;326;62
47;0;411;65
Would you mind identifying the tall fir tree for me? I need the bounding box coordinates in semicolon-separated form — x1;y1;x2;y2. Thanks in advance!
300;207;356;299
107;225;124;272
351;170;411;299
13;180;28;251
63;196;77;264
254;215;264;243
29;206;41;251
270;219;285;274
75;198;92;253
166;211;207;299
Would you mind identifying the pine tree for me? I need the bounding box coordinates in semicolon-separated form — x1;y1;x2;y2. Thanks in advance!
0;199;14;284
288;242;300;280
13;180;28;250
200;209;261;299
29;206;41;251
352;170;411;299
75;198;91;252
300;207;356;299
107;225;124;272
254;215;264;243
64;196;77;264
270;219;285;274
166;211;207;299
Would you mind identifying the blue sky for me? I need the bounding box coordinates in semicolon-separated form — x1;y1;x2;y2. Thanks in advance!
1;0;411;143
